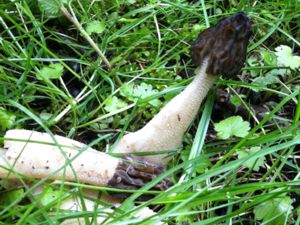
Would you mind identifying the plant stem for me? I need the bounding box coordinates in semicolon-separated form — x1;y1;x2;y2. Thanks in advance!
60;7;112;70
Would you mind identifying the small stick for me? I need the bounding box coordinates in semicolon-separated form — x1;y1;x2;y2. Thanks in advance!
60;7;112;70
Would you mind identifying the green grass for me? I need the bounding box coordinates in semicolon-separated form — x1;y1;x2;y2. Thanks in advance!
0;0;300;224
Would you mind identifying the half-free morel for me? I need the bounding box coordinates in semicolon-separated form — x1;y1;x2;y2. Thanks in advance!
113;12;252;165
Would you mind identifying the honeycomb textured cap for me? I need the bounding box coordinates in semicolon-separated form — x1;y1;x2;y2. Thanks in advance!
190;12;252;78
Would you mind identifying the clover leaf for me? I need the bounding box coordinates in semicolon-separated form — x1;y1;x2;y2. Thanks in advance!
260;50;277;66
275;45;300;70
86;21;106;35
214;116;250;139
238;146;265;171
39;187;65;206
230;95;246;107
120;82;161;107
38;0;66;17
0;189;24;205
0;107;16;131
104;96;128;113
37;63;64;80
254;194;293;225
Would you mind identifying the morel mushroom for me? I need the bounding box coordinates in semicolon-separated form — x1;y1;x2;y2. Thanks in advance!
113;12;252;165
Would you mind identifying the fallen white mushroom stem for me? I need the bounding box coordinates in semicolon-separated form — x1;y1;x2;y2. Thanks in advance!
51;189;163;225
113;60;215;165
0;129;171;190
0;129;119;186
0;129;167;224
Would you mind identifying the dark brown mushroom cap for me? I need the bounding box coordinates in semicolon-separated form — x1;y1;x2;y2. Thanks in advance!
190;12;252;78
107;155;173;200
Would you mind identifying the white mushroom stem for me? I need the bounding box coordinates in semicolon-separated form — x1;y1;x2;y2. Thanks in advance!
0;129;171;193
0;129;166;224
0;129;119;186
113;60;216;165
59;190;164;225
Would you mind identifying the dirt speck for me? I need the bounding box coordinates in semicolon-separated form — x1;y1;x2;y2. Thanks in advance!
104;169;108;178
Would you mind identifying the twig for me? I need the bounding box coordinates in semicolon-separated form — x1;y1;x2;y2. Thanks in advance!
60;7;112;70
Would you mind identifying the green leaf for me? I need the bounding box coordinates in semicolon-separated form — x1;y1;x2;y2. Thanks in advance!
37;63;64;80
267;68;289;76
214;116;250;139
181;151;211;173
176;206;194;224
86;20;106;35
252;73;278;87
194;155;212;173
237;146;265;171
38;0;65;17
247;56;260;77
192;24;206;32
40;112;53;121
0;107;16;131
275;45;300;69
254;195;293;225
260;50;277;66
104;96;128;113
230;95;245;107
39;187;65;206
120;83;135;101
120;82;161;107
0;189;24;205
